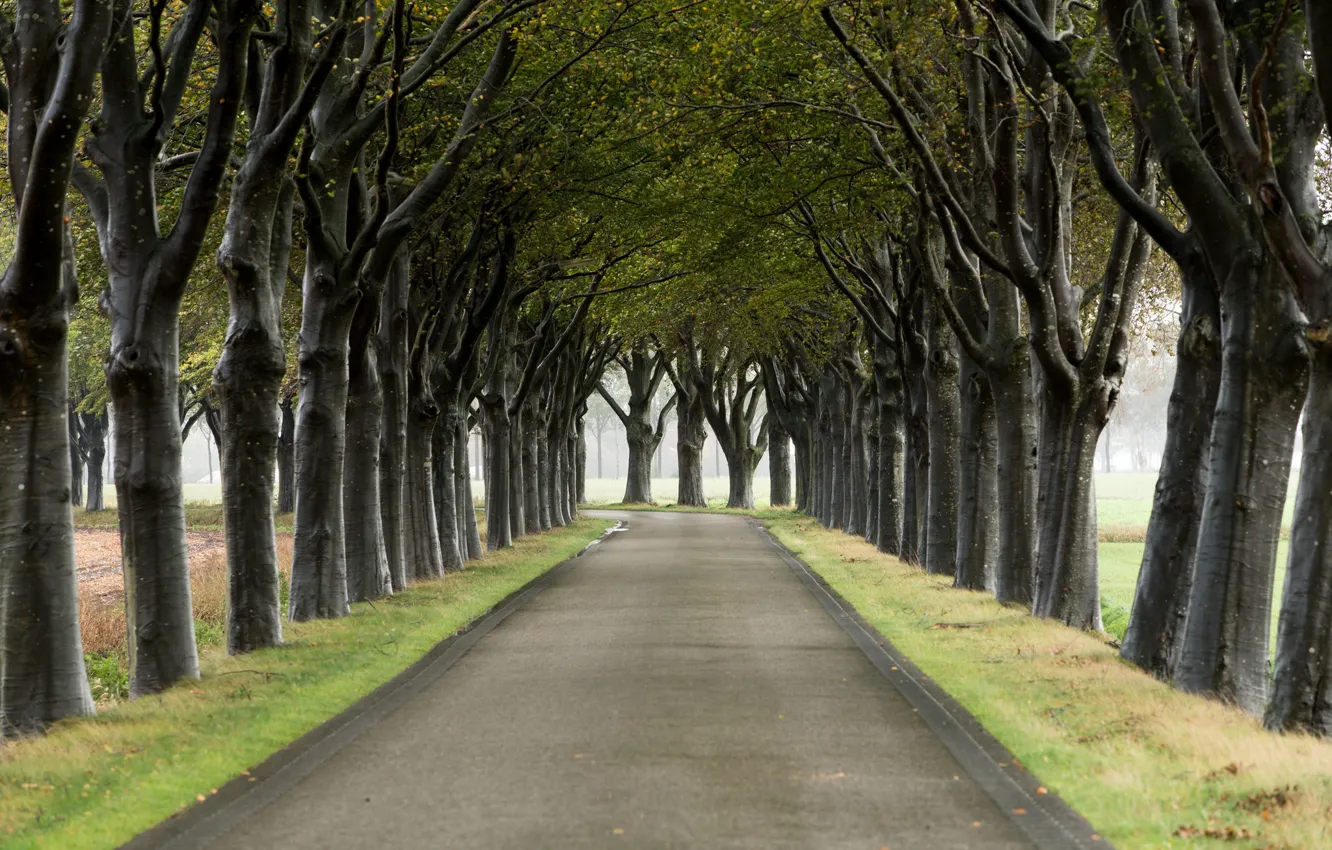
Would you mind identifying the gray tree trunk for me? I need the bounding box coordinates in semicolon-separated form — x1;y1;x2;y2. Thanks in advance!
288;249;357;620
109;321;200;693
1175;258;1306;715
1123;263;1220;676
1268;348;1332;733
344;336;390;602
457;414;483;559
404;398;444;579
0;233;98;732
955;358;997;590
676;391;708;506
378;251;410;591
769;415;791;507
82;412;108;513
434;401;464;572
990;346;1037;607
278;396;296;515
872;338;904;554
483;400;513;550
68;408;83;508
924;303;960;577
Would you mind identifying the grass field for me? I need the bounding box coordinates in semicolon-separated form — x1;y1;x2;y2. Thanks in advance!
767;515;1332;849
0;518;610;850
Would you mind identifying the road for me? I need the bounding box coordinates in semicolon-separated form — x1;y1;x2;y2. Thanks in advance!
130;511;1100;849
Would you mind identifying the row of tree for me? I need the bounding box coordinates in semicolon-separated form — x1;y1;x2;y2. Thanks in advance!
6;0;1332;744
730;0;1330;737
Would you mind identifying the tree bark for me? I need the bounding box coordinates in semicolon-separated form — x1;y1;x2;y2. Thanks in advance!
278;394;296;514
457;412;483;559
872;338;904;555
1175;257;1307;715
377;251;409;590
924;303;960;577
434;400;464;572
769;414;791;507
986;342;1037;606
955;358;997;590
404;394;444;579
483;398;513;550
289;252;358;620
68;408;83;508
1123;264;1220;676
1268;345;1332;733
0;248;97;732
343;334;390;602
81;412;108;513
109;319;200;693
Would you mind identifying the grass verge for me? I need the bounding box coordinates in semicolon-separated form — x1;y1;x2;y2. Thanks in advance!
765;514;1332;850
0;517;609;850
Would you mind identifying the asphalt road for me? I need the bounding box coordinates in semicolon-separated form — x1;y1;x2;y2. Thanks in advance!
133;511;1085;849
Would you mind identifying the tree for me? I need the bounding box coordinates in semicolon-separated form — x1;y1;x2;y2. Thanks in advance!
0;0;111;734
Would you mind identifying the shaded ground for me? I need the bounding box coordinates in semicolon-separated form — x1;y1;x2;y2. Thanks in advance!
129;511;1082;850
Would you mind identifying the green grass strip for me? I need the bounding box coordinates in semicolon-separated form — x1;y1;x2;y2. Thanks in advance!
0;518;610;850
765;514;1332;849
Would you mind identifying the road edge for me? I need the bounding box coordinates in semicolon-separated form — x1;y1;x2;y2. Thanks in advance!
121;521;621;850
752;519;1112;850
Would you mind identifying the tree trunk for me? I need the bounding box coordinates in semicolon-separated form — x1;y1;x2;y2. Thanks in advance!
990;346;1038;607
793;429;812;513
677;393;708;506
107;317;199;694
1123;269;1220;676
68;408;83;508
507;408;526;539
847;377;870;536
82;412;108;512
536;412;553;529
483;400;513;550
903;374;930;566
215;314;286;653
523;406;541;533
1268;345;1332;734
955;359;996;591
873;337;905;554
829;382;848;528
404;398;444;579
343;335;390;603
434;401;464;572
457;413;482;559
277;396;295;514
924;308;960;577
1175;257;1306;715
377;250;409;591
566;432;580;519
725;450;756;509
577;420;587;505
289;290;355;620
623;423;655;503
1033;398;1106;629
0;302;94;732
769;415;791;507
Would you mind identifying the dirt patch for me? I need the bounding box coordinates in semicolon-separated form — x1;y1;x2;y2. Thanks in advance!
75;529;291;602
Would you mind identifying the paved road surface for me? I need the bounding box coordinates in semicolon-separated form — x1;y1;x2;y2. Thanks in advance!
135;512;1087;849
